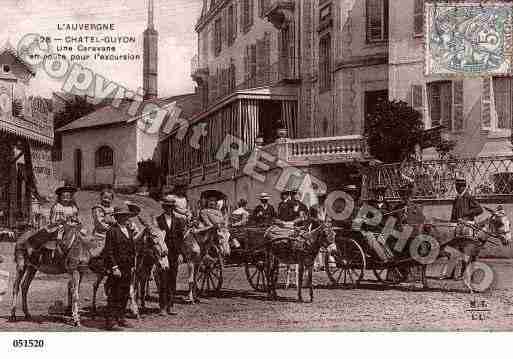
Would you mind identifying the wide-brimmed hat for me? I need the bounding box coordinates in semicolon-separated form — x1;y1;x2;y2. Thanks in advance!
258;192;272;200
55;183;77;196
161;195;176;207
112;204;137;218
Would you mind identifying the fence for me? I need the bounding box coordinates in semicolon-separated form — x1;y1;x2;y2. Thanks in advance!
365;156;513;200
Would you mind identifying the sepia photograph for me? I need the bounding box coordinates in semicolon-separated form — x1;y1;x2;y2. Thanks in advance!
1;1;513;353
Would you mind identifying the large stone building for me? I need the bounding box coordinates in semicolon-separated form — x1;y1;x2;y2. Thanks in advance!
158;0;513;211
160;0;372;208
0;44;54;228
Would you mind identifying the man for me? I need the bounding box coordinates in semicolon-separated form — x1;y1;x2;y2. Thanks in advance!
167;179;192;221
367;185;391;217
103;205;140;330
156;195;185;315
277;189;304;226
309;191;331;270
441;177;483;279
253;193;276;225
451;177;483;223
292;191;308;223
199;196;232;254
92;188;116;241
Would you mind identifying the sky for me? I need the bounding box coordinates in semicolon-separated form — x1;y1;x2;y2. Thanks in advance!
1;0;202;98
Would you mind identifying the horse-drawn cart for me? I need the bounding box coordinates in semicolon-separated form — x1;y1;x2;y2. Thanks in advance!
324;206;510;292
192;224;269;297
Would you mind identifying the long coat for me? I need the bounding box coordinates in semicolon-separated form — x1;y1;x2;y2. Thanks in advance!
103;224;136;273
156;213;185;253
451;192;483;222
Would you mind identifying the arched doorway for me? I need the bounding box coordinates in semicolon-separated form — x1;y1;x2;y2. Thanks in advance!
74;149;82;188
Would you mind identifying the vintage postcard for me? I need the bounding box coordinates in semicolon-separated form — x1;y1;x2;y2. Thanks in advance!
2;0;513;342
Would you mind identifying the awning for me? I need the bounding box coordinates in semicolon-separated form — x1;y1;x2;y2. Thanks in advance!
0;116;53;146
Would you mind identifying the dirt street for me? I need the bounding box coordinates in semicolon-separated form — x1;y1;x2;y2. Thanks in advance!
1;241;513;331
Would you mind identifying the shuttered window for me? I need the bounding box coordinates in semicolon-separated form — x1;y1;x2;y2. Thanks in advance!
259;0;270;17
319;34;331;93
214;18;222;56
228;4;236;46
428;81;464;131
428;82;452;129
482;77;492;128
366;0;388;43
249;44;257;81
95;146;113;167
241;0;254;34
411;84;424;124
493;77;513;130
413;0;424;37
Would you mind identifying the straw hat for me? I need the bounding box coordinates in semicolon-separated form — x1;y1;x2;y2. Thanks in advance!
258;192;272;200
161;194;176;207
55;181;77;196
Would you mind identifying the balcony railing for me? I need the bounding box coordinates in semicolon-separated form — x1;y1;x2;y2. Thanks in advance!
366;156;513;200
166;135;370;187
207;55;299;108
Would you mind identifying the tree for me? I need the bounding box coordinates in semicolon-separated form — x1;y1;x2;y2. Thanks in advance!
364;99;424;163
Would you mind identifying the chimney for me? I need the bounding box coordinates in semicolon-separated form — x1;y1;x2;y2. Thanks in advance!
143;0;158;100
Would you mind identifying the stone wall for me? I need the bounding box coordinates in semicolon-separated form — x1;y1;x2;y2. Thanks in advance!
60;123;138;188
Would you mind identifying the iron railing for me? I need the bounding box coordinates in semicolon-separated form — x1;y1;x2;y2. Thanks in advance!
366;156;513;200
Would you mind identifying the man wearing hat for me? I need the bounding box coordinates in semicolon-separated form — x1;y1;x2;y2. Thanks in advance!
451;177;483;223
253;193;276;225
440;176;483;280
92;187;116;241
277;188;305;226
48;182;80;244
103;204;140;330
367;184;391;217
156;195;185;314
168;179;192;221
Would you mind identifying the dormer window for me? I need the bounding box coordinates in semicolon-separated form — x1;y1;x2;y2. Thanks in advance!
2;64;10;73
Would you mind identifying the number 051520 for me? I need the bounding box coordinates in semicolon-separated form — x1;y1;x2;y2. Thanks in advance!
12;339;45;348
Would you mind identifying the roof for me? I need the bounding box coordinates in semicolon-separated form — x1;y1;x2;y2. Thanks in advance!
159;93;202;140
56;94;197;133
0;42;36;76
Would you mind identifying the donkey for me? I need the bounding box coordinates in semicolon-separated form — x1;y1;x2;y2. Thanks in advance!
265;220;335;302
10;223;94;326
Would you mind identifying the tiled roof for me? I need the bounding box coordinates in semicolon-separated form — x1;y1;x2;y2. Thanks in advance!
56;94;198;133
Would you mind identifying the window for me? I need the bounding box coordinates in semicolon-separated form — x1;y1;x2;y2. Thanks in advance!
493;77;513;130
413;0;424;37
320;3;331;22
366;0;388;43
241;0;254;33
259;0;270;17
214;17;222;56
428;82;452;130
227;5;236;46
2;64;10;73
319;34;331;93
411;84;424;123
95;146;113;167
364;90;388;130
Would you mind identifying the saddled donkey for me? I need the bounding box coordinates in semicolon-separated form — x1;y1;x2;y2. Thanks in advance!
264;221;335;302
90;215;169;317
10;222;94;326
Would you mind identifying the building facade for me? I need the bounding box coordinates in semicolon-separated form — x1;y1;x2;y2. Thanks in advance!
159;0;513;209
0;45;54;229
160;0;371;208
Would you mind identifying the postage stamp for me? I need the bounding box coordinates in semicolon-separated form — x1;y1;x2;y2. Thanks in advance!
425;2;513;77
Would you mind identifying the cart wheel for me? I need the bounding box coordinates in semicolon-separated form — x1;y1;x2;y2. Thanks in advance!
195;247;224;297
245;259;267;292
325;238;366;288
373;267;406;285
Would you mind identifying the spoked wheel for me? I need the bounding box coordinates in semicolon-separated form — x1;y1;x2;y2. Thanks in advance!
195;246;224;297
325;238;366;288
245;258;267;292
373;267;407;285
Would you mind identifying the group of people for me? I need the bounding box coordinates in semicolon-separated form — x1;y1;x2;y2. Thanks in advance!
43;174;484;329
